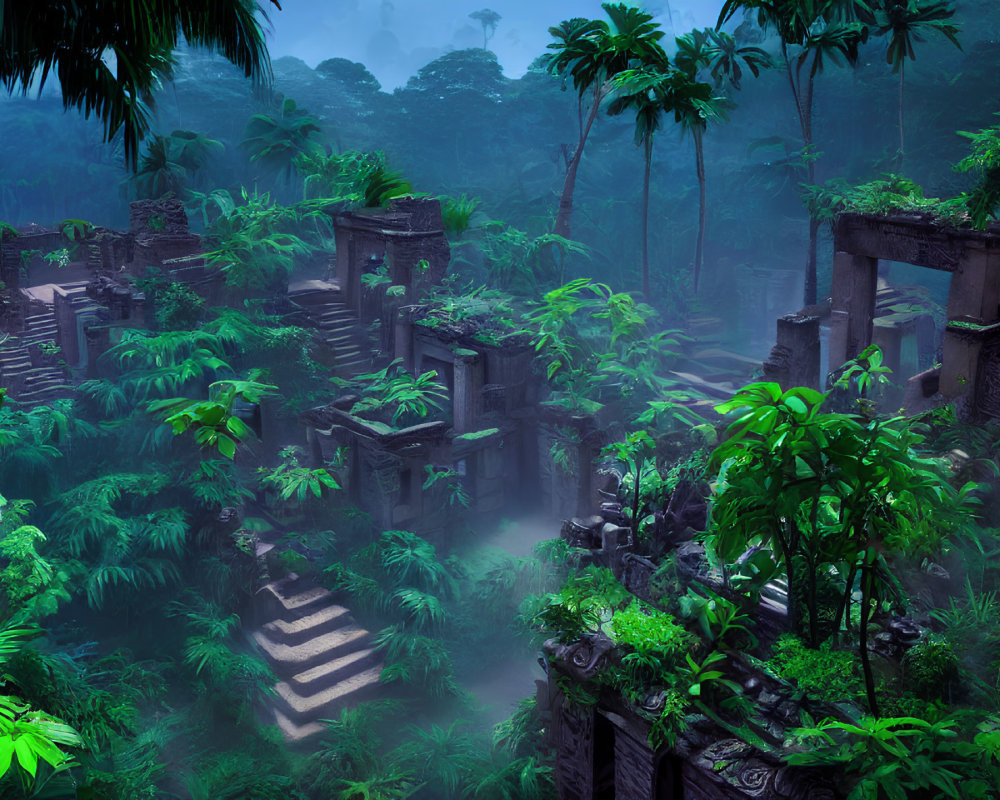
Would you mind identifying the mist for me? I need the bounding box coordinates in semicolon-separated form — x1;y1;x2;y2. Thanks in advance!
265;0;722;88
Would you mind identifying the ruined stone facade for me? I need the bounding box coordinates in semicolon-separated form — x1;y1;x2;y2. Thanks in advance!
762;213;1000;419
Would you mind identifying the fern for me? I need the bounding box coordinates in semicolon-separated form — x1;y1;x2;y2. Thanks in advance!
140;508;189;557
372;626;460;698
378;530;453;593
184;459;254;509
77;379;132;419
391;587;448;632
439;194;481;238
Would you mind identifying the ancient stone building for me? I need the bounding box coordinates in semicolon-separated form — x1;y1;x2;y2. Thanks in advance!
764;212;1000;420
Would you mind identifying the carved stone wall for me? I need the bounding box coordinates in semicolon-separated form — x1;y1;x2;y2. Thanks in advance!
975;329;1000;418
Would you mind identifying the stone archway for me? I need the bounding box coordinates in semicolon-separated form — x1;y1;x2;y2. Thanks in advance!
828;213;1000;419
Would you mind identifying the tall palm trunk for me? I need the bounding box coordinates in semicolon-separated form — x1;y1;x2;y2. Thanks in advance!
641;134;652;297
693;125;706;294
784;45;820;306
898;60;905;169
554;84;603;239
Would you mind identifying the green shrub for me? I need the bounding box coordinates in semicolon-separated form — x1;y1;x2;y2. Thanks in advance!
771;634;864;704
902;634;958;700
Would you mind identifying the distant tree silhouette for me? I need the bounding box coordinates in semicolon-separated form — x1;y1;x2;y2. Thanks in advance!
470;9;502;51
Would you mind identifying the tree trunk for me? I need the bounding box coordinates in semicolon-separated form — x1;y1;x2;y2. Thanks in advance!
802;68;818;307
806;553;819;648
694;125;706;294
641;135;652;298
774;528;799;636
898;61;905;169
833;559;859;635
858;548;880;717
554;85;603;239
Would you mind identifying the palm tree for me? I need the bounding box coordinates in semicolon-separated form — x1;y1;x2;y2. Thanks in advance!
546;17;616;240
546;4;667;240
0;0;278;167
241;98;325;184
134;135;189;199
868;0;960;167
133;130;222;199
610;60;719;296
673;28;769;292
718;0;868;305
705;28;772;90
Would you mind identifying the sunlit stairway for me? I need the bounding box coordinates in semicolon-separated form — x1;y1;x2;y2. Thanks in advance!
252;573;384;742
288;280;370;378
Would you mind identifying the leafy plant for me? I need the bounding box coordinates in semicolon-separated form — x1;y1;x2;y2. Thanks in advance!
373;626;461;698
955;117;1000;229
439;194;481;238
422;466;470;509
347;360;448;427
479;224;588;294
0;626;81;789
902;634;959;701
0;524;70;619
784;712;1000;799
148;375;276;458
771;634;864;705
709;379;976;714
257;446;340;504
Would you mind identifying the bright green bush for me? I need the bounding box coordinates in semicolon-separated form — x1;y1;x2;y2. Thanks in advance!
771;634;864;704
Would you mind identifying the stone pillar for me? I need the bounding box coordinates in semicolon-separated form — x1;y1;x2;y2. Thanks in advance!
873;318;911;407
940;322;1000;415
601;524;631;580
946;244;1000;326
476;444;505;513
550;675;596;800
828;252;878;377
394;306;415;372
915;314;937;371
453;350;483;433
613;721;657;800
763;313;821;390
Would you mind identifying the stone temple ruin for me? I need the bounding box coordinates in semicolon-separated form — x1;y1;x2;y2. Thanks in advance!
4;199;988;791
764;212;1000;420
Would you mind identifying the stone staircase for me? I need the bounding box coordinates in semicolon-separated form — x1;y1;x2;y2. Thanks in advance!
253;573;384;741
0;304;72;406
288;280;370;378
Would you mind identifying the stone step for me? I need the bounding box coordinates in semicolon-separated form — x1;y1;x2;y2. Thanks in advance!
257;575;334;620
261;604;353;646
23;326;56;336
272;708;325;742
317;308;354;321
23;375;66;389
273;664;384;725
256;541;275;558
253;625;372;673
323;331;362;345
285;646;379;694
